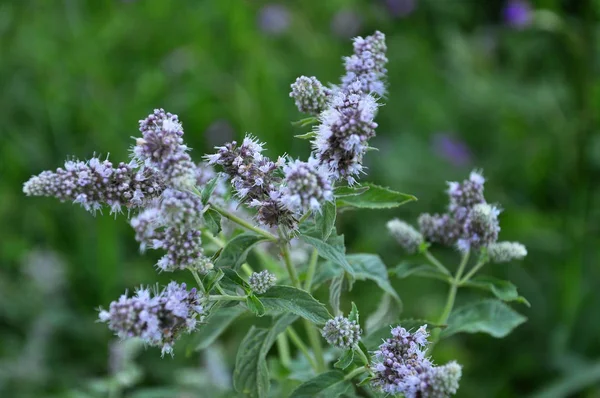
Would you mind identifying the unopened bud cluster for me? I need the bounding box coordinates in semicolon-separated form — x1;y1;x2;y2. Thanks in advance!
387;218;423;253
372;325;462;397
249;270;277;294
321;315;362;349
488;241;527;263
290;76;332;116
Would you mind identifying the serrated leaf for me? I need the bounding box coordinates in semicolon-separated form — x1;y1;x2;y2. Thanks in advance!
258;286;331;325
366;293;401;334
336;183;416;209
364;319;444;350
289;370;352;398
203;269;224;293
194;306;245;350
315;200;336;240
329;274;344;317
334;185;370;197
221;268;251;291
215;232;268;269
348;302;359;323
234;315;298;398
200;177;220;205
298;233;354;277
203;208;222;236
334;349;354;369
391;262;451;282
345;254;401;304
246;295;266;317
464;276;530;306
442;299;527;339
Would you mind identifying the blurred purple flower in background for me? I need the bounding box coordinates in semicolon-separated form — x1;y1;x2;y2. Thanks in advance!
384;0;417;18
432;133;472;167
503;0;533;28
258;4;291;35
331;9;362;38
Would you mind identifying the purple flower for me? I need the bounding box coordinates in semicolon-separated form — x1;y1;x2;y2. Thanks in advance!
503;0;532;28
384;0;417;18
258;4;290;35
432;133;472;167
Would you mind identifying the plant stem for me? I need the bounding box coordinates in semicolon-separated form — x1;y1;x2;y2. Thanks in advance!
276;334;292;369
298;211;311;225
210;204;278;241
430;250;470;349
423;250;451;276
201;229;225;247
459;259;487;285
304;249;319;291
355;345;370;366
303;319;326;372
344;366;368;381
241;263;254;277
280;238;301;288
287;327;319;371
208;294;246;302
189;269;205;293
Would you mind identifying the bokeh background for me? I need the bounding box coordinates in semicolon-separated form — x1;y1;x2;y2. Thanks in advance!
1;0;599;397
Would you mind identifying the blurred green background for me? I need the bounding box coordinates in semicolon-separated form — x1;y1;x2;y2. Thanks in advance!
1;0;599;397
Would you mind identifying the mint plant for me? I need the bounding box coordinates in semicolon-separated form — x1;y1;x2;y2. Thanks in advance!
23;31;528;397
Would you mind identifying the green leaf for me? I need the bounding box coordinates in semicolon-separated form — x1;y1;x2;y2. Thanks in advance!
391;262;451;282
258;286;332;325
334;185;370;198
215;232;268;269
364;319;444;350
315;200;336;240
200;177;220;205
298;233;355;277
365;294;401;334
348;302;359;323
203;208;222;236
234;315;298;398
194;306;244;350
336;183;416;209
345;254;401;304
293;131;318;139
442;299;527;339
464;276;530;306
329;274;344;317
292;116;319;128
246;295;266;317
357;341;371;365
203;269;224;293
221;268;251;291
334;349;354;370
289;370;352;398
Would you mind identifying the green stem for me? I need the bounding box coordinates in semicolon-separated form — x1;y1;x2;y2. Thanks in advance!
241;263;254;277
303;320;326;372
287;327;319;371
430;250;470;349
344;366;368;381
201;229;225;247
304;249;319;291
355;345;370;366
276;334;292;368
209;294;246;302
189;269;205;293
210;204;278;241
423;250;451;276
280;239;301;288
298;211;311;225
459;259;487;285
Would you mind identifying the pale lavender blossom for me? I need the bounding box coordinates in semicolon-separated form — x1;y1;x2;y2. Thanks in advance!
458;203;501;252
503;0;532;28
280;157;333;213
98;282;204;356
159;188;204;229
341;31;388;96
432;134;472;167
153;228;212;273
313;81;379;184
23;157;163;215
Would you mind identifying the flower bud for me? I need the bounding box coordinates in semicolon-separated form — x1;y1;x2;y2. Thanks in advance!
488;241;527;263
387;218;423;253
249;270;277;294
321;316;362;349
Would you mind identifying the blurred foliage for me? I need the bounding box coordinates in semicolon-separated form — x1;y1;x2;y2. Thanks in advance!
1;0;599;397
